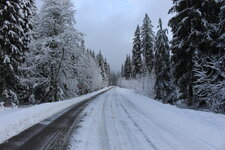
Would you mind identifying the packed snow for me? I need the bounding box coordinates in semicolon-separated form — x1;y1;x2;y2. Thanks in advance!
0;87;111;144
69;87;225;150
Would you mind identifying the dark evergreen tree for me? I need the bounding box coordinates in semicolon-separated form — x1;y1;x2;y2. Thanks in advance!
0;0;27;106
132;25;142;78
124;56;128;79
141;14;155;74
92;50;96;59
81;40;85;51
193;1;225;112
104;58;111;84
96;51;110;85
218;1;225;52
19;0;37;103
96;51;105;76
168;0;221;106
121;64;124;77
21;0;36;51
154;19;172;103
193;55;225;112
169;0;195;105
124;55;132;79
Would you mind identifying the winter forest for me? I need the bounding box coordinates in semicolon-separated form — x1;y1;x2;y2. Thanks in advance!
119;0;225;113
0;0;225;114
0;0;111;106
0;0;225;149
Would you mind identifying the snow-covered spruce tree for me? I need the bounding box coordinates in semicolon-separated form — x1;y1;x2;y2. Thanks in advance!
123;56;128;79
91;50;96;59
96;51;110;85
80;40;86;51
218;1;225;51
96;51;105;81
124;55;132;79
154;19;173;103
169;0;195;106
200;0;221;56
75;48;105;95
105;61;111;85
104;58;111;84
87;49;94;59
168;0;221;106
0;0;29;106
28;0;83;102
21;0;36;51
121;64;124;77
193;55;225;113
141;14;155;74
132;25;142;78
18;0;37;104
193;1;225;112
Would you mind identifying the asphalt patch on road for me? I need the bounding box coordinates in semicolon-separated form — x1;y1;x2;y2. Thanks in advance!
0;88;112;150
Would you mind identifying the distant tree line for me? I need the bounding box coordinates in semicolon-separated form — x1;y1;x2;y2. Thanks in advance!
0;0;111;106
121;0;225;113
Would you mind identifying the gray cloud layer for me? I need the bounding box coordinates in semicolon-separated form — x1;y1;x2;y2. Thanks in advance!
36;0;173;71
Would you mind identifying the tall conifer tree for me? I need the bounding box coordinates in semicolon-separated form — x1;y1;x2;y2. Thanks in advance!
132;25;142;78
154;19;172;103
218;1;225;52
121;64;124;77
124;55;132;79
0;0;27;105
169;0;221;106
141;14;155;74
193;1;224;111
21;0;36;51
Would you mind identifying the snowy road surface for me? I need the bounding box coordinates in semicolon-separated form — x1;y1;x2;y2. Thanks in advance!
0;87;111;144
69;87;225;150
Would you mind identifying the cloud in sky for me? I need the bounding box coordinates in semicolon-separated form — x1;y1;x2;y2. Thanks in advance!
36;0;174;71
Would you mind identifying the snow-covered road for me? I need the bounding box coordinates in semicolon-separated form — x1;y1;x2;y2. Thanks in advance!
69;87;225;150
0;87;111;144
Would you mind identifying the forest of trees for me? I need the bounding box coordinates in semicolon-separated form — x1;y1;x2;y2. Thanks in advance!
0;0;224;113
121;0;225;113
0;0;111;106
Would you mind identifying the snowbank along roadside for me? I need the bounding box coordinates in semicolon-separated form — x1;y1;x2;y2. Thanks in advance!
0;87;112;144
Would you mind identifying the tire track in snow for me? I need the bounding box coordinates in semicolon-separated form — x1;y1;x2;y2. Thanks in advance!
69;88;218;150
120;94;217;150
118;95;159;150
111;94;142;150
119;96;181;149
107;94;129;150
100;98;111;150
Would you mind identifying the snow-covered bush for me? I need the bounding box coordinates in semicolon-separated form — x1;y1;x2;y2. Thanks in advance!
23;0;109;103
2;90;19;107
118;74;155;98
194;55;225;113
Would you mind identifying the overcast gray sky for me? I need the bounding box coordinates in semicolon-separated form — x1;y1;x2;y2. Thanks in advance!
36;0;173;72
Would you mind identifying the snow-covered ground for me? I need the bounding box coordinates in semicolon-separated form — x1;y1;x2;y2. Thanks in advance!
0;87;111;144
118;76;155;98
69;87;225;150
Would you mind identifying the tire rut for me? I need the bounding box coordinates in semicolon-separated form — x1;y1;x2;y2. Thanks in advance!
118;96;159;150
0;89;111;150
